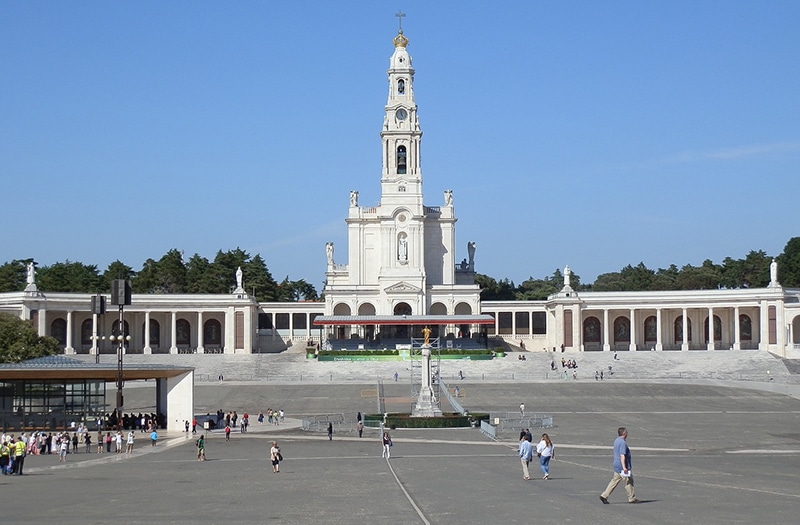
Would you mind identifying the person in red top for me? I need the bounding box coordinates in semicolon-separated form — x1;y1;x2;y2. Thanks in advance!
192;418;197;434
225;424;231;441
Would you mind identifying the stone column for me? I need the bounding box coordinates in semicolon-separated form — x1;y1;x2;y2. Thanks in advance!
733;306;741;350
144;311;152;354
65;310;75;354
91;313;99;355
656;308;663;351
170;311;178;354
197;311;205;354
603;309;610;352
682;308;688;351
38;308;47;338
707;307;715;351
629;309;636;352
759;300;768;351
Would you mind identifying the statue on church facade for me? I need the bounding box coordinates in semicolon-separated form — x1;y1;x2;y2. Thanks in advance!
467;241;476;270
326;242;334;266
234;266;245;294
444;189;453;206
769;258;779;287
349;190;359;207
564;265;572;287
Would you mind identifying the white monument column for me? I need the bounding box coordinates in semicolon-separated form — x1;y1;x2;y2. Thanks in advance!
733;306;741;350
143;311;152;354
656;308;663;351
170;311;178;354
629;309;636;352
707;307;715;351
682;308;689;351
197;311;205;354
603;309;610;352
65;310;74;354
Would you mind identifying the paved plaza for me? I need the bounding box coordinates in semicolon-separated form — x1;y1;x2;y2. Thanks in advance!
4;351;800;524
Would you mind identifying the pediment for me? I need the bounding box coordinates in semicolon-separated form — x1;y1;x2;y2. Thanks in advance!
384;281;421;294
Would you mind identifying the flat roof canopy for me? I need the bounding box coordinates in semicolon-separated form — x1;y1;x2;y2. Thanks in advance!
312;314;495;326
0;356;193;382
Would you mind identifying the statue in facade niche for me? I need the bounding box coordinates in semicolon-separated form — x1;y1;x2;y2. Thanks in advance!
398;235;408;262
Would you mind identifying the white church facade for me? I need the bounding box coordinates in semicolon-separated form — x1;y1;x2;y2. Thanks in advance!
1;27;799;358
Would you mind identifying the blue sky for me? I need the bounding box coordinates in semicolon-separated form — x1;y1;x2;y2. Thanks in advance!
2;1;799;289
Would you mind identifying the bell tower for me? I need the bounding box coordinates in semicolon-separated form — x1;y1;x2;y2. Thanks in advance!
380;14;423;210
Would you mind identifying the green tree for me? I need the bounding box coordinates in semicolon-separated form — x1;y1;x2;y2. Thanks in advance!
0;313;60;363
243;254;280;301
675;260;721;290
133;249;187;294
101;260;136;292
777;237;800;287
475;274;516;300
185;253;213;293
651;265;680;290
0;260;28;292
37;261;102;292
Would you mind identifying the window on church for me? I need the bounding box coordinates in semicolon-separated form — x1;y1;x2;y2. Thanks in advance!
532;312;546;335
398;78;405;94
397;145;407;174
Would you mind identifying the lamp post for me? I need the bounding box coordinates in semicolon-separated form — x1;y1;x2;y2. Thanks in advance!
110;280;131;428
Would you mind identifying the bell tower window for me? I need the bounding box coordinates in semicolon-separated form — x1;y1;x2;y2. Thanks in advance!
397;145;407;174
398;79;405;94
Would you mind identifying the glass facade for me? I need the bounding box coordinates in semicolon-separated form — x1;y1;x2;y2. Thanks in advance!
0;380;106;432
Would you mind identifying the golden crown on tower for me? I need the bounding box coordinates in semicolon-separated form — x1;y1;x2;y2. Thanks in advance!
393;30;408;48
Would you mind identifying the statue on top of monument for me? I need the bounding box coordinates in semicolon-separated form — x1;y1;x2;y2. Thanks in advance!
326;242;334;266
349;190;359;207
444;189;453;207
770;258;778;286
467;241;476;270
422;326;432;346
564;265;572;287
26;261;36;285
236;266;243;289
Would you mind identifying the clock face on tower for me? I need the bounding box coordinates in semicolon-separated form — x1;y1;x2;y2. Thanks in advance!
396;108;408;121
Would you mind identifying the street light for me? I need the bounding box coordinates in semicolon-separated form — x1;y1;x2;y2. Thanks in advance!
110;280;131;428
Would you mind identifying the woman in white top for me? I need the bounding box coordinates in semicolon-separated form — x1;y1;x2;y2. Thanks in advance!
536;433;555;479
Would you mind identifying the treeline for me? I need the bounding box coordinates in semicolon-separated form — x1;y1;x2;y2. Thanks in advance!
477;237;800;301
0;248;318;303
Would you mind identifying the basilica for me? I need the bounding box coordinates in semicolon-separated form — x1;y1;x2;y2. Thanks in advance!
1;28;799;359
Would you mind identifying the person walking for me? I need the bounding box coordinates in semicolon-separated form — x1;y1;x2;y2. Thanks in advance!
519;434;533;480
519;402;525;417
150;429;158;447
327;422;334;440
536;433;555;479
196;434;206;461
270;441;281;473
599;427;640;504
381;432;393;458
356;420;364;438
225;424;231;441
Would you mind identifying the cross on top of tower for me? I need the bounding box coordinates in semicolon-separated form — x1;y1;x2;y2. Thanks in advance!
395;10;405;32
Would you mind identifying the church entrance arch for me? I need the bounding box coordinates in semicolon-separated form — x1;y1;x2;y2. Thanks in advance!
454;302;472;339
392;302;412;338
358;303;377;341
333;303;351;340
